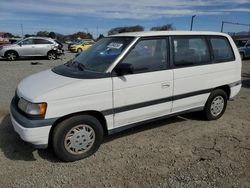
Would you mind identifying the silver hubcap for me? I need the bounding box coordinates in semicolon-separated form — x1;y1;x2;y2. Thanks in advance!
77;49;82;53
64;124;95;155
8;52;16;60
210;96;224;116
48;53;56;60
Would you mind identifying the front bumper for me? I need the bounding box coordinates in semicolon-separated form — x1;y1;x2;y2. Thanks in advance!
10;114;52;148
10;98;56;148
0;50;5;57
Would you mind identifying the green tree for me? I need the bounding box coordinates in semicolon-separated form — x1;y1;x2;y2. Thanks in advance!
36;31;49;37
96;34;104;41
48;32;56;39
108;25;144;35
3;32;14;38
150;24;175;31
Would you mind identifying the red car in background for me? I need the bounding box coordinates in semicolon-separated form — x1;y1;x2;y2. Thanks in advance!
0;41;11;46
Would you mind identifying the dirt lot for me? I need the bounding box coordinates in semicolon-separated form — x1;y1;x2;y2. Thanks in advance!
0;53;249;188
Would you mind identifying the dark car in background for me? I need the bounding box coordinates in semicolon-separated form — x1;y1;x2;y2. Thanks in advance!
234;38;250;59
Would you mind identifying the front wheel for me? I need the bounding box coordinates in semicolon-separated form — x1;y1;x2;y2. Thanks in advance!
6;51;18;61
52;115;104;162
203;89;227;120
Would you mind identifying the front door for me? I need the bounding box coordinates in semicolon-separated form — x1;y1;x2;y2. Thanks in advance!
18;38;36;56
112;38;174;128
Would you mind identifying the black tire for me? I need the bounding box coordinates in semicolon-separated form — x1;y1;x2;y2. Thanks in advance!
203;89;227;120
47;51;57;60
240;52;245;60
52;115;103;162
5;50;18;61
77;48;82;53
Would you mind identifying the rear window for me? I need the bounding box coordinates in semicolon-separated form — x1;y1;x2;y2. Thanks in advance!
34;39;53;44
210;37;235;62
172;36;211;67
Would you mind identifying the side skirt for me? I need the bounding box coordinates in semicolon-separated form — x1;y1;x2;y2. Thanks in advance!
108;106;204;135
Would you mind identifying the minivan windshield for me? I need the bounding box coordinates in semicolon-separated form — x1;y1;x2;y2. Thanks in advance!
66;37;134;73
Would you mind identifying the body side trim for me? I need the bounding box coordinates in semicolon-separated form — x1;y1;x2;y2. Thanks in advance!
108;107;204;134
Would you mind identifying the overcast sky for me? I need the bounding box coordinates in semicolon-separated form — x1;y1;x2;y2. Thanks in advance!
0;0;249;37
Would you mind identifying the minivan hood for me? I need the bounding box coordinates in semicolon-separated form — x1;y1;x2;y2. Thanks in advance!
17;69;112;103
17;69;81;102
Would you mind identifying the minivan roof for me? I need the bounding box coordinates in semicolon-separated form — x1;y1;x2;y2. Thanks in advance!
111;31;230;37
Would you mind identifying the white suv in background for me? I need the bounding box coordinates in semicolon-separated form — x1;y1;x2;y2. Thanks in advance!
10;31;241;161
0;37;62;61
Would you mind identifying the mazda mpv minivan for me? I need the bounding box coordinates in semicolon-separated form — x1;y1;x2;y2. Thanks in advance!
10;31;241;161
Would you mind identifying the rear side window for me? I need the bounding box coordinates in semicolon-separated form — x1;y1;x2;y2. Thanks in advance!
172;36;210;67
34;39;53;44
210;37;235;62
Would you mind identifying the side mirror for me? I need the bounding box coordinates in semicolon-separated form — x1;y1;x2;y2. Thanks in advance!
114;63;134;76
19;42;22;47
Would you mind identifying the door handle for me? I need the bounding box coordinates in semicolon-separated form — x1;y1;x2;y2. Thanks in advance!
161;82;170;88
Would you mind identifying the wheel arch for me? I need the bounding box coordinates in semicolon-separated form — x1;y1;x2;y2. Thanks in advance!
214;85;231;99
48;110;108;146
4;50;19;57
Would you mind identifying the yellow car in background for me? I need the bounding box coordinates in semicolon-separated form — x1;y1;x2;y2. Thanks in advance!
69;40;95;53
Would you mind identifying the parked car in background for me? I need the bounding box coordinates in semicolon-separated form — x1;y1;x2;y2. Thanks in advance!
67;39;83;50
0;41;11;46
10;31;241;161
69;40;95;53
0;37;63;61
234;38;250;59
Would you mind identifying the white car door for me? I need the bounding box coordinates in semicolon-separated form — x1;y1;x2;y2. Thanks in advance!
18;38;36;56
112;38;174;128
171;36;224;112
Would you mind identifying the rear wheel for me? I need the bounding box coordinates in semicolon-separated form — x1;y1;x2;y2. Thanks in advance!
203;89;227;120
6;51;18;61
47;51;57;60
52;115;103;162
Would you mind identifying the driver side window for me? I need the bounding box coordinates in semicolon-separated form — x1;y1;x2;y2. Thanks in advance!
121;38;168;74
22;39;34;45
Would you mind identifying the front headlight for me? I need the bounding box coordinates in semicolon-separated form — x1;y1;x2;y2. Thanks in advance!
18;98;47;117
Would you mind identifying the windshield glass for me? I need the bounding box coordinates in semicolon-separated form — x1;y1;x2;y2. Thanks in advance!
14;39;23;44
67;37;134;73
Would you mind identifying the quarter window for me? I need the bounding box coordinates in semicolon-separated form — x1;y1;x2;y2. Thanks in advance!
121;38;168;74
210;37;235;62
172;37;211;67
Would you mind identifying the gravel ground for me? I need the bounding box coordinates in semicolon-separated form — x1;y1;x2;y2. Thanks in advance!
0;52;249;188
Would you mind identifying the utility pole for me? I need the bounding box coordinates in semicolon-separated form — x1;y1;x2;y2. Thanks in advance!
190;15;196;31
21;24;24;37
221;21;225;32
96;25;99;38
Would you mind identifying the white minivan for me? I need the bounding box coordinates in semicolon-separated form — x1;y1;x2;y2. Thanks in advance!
10;31;241;161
